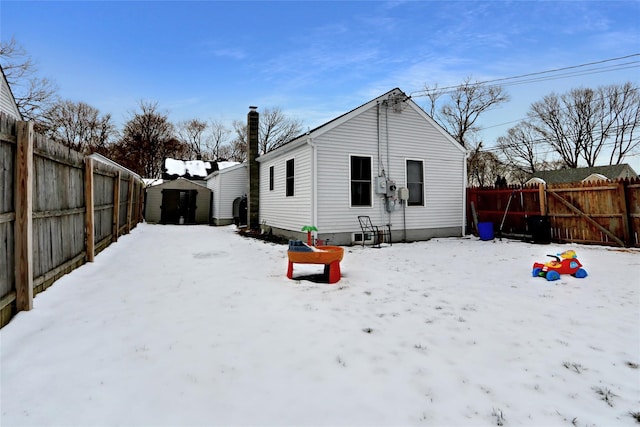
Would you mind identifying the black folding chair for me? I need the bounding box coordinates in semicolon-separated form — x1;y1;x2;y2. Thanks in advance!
357;216;391;248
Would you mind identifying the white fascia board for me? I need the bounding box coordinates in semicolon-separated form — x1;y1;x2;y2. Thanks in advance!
256;139;308;163
204;162;246;180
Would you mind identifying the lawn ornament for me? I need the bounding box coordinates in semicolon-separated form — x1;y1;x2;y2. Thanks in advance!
532;250;588;281
301;225;318;246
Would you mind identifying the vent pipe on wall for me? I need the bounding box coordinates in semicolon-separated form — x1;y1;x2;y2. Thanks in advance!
247;106;260;230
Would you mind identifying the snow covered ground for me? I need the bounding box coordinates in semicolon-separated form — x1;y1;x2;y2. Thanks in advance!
1;223;639;426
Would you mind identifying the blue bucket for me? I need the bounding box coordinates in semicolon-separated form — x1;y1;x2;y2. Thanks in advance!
478;222;494;241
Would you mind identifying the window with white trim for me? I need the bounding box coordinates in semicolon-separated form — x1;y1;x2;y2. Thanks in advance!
406;159;424;206
286;159;294;197
350;155;372;207
269;166;274;191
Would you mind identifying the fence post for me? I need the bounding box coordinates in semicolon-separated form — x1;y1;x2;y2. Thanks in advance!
15;121;33;312
538;183;546;216
112;171;120;242
618;180;631;246
84;157;95;262
126;176;134;233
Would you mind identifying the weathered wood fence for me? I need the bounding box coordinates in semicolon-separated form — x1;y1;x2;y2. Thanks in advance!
0;113;144;328
467;178;640;247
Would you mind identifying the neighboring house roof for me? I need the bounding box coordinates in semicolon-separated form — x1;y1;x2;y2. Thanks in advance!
257;87;466;162
0;65;22;120
163;158;216;180
527;164;638;184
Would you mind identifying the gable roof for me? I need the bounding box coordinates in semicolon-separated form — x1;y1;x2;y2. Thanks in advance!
151;177;209;190
0;65;22;120
257;88;466;162
528;164;638;184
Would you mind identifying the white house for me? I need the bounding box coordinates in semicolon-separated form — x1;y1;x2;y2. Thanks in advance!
255;88;468;245
205;162;247;225
0;65;22;120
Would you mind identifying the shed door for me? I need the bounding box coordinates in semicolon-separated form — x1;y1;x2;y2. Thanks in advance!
161;190;197;224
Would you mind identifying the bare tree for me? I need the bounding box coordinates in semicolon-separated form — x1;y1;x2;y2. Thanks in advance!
0;36;58;122
259;107;303;153
496;122;542;174
224;107;303;162
176;119;208;159
209;119;231;160
422;83;444;118
527;82;640;168
467;142;505;187
528;93;581;168
229;119;247;162
39;100;116;154
424;77;510;148
112;101;186;178
605;82;640;164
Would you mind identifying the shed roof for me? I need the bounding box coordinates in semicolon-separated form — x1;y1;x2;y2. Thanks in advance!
150;177;209;190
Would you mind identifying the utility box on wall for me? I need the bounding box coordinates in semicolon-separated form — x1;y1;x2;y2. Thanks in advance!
398;187;409;201
386;180;397;197
375;176;387;194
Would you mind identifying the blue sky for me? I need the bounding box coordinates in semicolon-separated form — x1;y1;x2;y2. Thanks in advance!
1;1;639;168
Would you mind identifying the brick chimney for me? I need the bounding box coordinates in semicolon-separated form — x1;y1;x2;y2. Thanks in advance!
247;106;260;230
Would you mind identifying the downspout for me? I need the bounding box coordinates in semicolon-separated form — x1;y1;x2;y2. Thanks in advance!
462;149;469;236
385;101;390;179
307;138;317;234
377;102;382;176
385;101;392;227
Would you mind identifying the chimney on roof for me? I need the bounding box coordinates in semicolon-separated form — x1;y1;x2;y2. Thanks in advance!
247;106;260;230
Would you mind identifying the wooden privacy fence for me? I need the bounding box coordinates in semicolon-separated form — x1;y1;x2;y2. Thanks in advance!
467;178;640;248
0;114;144;328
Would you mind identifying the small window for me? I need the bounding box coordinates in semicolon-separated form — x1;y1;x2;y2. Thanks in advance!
406;160;424;206
286;159;294;197
269;166;274;191
350;156;372;207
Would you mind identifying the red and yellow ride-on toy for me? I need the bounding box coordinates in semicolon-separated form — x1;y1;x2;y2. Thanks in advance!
532;250;588;281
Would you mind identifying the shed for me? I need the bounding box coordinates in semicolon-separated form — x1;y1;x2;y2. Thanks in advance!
145;178;211;224
255;88;468;245
0;65;22;120
205;162;247;225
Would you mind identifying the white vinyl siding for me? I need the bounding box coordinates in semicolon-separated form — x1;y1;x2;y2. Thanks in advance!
259;145;313;231
256;89;466;241
0;71;21;120
206;164;247;222
315;102;465;233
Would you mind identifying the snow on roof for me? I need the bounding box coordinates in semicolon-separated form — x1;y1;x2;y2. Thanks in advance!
184;160;211;177
143;178;163;187
164;158;213;178
165;158;186;176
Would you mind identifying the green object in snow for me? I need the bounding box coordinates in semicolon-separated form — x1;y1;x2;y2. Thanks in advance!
301;225;318;245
